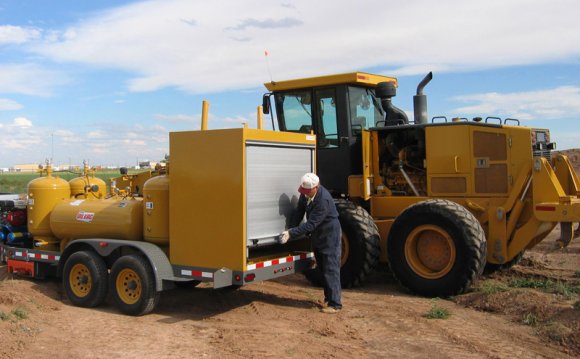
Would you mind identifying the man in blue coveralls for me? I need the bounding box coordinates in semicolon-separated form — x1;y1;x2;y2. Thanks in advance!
279;173;342;313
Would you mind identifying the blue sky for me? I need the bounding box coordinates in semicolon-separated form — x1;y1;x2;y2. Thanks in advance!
0;0;579;167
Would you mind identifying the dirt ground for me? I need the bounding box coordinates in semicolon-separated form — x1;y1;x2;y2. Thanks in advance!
0;226;578;359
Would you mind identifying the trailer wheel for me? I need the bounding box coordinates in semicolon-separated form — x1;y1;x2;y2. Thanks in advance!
110;255;159;316
304;199;380;288
388;199;486;297
62;251;108;308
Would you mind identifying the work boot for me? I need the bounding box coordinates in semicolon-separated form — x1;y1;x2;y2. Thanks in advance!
321;306;341;314
316;299;329;308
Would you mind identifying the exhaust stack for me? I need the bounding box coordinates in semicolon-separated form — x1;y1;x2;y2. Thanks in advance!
413;72;433;124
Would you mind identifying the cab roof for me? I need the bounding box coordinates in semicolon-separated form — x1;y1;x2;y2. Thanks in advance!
264;72;398;91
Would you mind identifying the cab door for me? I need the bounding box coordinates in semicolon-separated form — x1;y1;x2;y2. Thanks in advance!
313;87;351;195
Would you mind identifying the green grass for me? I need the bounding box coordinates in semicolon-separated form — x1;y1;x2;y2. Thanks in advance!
0;311;10;321
574;301;580;310
522;312;539;326
11;307;28;320
508;277;580;298
0;169;145;194
480;280;510;295
423;299;451;319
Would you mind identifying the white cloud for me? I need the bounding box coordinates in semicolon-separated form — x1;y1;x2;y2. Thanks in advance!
223;115;250;124
0;25;41;45
0;98;23;111
0;118;172;166
0;64;68;96
154;113;197;123
0;117;41;152
451;86;580;120
12;117;33;128
31;0;580;93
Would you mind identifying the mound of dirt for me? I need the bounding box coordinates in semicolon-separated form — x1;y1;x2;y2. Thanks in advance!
554;148;580;175
454;232;580;357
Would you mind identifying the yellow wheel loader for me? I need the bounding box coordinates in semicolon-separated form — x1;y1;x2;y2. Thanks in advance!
262;72;580;296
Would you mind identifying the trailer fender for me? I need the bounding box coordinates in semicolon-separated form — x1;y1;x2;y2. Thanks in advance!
58;239;176;291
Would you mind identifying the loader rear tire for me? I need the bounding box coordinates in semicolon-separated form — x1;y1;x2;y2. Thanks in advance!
110;255;159;316
304;199;380;288
388;199;486;297
63;251;108;308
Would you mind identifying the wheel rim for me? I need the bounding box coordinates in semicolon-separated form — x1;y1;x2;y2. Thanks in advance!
404;225;456;279
340;232;350;266
69;263;92;298
116;268;142;305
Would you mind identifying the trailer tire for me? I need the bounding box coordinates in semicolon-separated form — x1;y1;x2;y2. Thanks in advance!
62;251;108;308
110;254;159;316
388;199;486;297
304;199;380;288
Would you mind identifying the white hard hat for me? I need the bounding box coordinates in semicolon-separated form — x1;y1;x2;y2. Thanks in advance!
298;173;319;195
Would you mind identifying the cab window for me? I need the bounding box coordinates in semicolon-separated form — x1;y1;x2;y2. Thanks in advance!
348;86;384;134
315;88;338;148
274;91;312;133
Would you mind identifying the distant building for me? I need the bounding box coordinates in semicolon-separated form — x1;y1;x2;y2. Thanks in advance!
139;161;157;169
11;164;40;172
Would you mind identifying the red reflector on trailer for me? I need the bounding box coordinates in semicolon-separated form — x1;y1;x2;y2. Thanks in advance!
234;274;241;281
244;273;256;282
536;206;556;211
99;242;108;247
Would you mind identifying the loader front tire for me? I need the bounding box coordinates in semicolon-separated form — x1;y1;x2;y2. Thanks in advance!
63;251;108;308
304;199;380;288
388;199;486;297
110;255;159;316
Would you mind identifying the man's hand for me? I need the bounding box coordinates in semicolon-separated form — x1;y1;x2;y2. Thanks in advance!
279;231;290;244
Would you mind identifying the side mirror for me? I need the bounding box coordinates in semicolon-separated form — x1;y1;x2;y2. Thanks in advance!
262;94;271;115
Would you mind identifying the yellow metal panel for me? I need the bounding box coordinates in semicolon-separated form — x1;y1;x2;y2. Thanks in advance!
264;72;397;91
487;206;508;264
429;175;470;195
169;129;246;271
374;219;393;262
469;126;511;196
242;128;317;147
508;126;533;185
362;130;372;200
348;175;363;198
426;125;472;175
169;128;316;272
371;196;429;219
552;154;580;195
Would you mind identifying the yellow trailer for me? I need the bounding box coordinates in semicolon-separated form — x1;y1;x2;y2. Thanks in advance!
1;125;317;315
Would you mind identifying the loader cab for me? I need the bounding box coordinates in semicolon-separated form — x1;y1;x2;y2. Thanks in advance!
263;73;395;196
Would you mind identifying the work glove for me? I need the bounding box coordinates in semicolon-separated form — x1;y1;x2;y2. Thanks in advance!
279;231;290;244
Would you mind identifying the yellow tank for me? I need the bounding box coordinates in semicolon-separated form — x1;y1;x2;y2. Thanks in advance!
69;176;107;199
50;198;143;242
27;169;71;249
143;175;169;245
